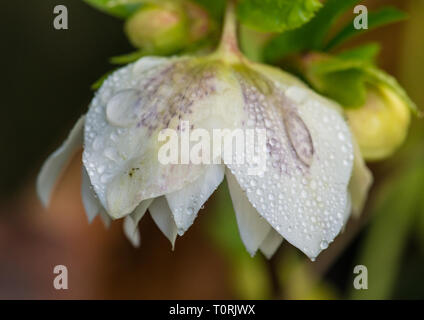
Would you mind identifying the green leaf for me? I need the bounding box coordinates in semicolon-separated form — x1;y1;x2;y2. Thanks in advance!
109;50;148;64
305;55;369;107
237;0;322;33
83;0;144;18
337;43;381;64
317;69;367;107
305;0;361;49
192;0;226;20
263;30;309;63
305;54;417;111
362;66;418;113
311;56;367;74
350;165;424;299
263;0;360;62
325;7;408;50
91;69;116;90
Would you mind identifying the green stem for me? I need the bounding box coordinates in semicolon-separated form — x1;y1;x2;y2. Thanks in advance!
213;0;242;63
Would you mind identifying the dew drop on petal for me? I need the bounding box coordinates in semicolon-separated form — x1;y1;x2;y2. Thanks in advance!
106;89;140;128
320;240;329;250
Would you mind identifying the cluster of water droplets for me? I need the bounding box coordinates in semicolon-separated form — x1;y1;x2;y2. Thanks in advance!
83;57;175;208
226;70;354;259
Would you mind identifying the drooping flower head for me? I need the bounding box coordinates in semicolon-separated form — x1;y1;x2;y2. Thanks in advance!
37;1;372;260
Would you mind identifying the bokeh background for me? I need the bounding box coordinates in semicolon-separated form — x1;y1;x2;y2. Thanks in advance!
0;0;423;299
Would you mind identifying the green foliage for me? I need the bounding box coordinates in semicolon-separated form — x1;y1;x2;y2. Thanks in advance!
315;68;367;108
263;1;407;63
109;50;148;64
206;181;272;299
364;66;418;113
302;49;417;110
351;164;424;299
263;0;360;62
237;0;322;33
91;69;115;90
192;0;226;20
303;0;361;49
84;0;226;21
337;43;380;63
83;0;144;18
325;7;407;50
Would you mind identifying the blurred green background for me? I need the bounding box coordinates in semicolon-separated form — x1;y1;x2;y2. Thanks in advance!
0;0;423;299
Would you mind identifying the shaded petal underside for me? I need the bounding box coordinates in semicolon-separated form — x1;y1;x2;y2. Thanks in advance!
37;116;85;207
226;170;271;256
81;166;100;223
149;196;178;248
349;137;373;217
260;228;284;259
166;164;225;235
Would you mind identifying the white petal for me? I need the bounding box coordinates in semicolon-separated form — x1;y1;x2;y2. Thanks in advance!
37;116;85;207
83;56;245;219
123;198;154;238
123;216;141;247
99;208;112;228
81;166;100;223
260;228;284;259
148;196;178;248
226;64;354;259
343;195;352;225
226;170;271;256
166;164;225;235
129;198;154;227
349;138;373;217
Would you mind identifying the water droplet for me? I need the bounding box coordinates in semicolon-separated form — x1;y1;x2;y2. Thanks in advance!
106;89;140;128
320;240;329;250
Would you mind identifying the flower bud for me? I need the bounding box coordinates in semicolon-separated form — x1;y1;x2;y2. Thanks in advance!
347;84;410;161
124;3;188;54
183;1;212;42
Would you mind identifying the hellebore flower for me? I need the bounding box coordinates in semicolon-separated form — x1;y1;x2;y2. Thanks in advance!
37;2;371;260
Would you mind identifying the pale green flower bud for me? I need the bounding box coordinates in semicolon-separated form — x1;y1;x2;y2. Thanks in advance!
347;84;410;161
183;0;212;42
124;3;188;54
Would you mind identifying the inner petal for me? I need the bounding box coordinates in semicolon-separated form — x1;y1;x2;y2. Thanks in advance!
166;164;225;235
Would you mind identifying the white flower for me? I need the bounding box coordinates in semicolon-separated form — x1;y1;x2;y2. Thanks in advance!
37;3;372;260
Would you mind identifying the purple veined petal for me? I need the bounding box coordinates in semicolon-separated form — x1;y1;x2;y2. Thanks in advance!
83;56;245;219
226;63;354;259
